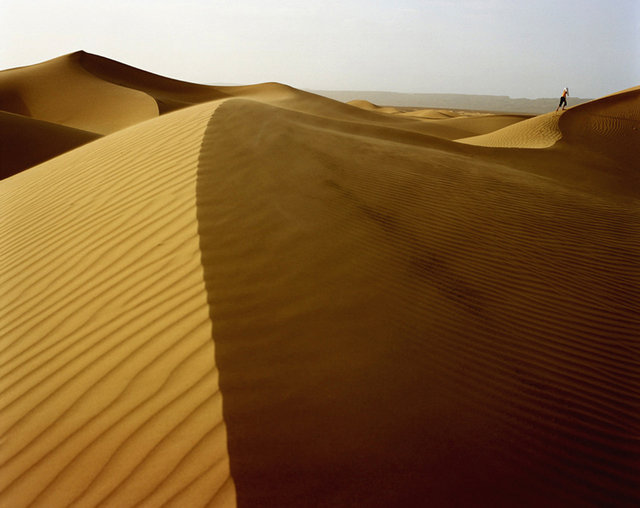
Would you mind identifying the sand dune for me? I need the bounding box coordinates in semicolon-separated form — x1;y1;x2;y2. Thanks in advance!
196;96;640;507
458;86;640;155
457;111;563;148
558;86;640;168
348;99;532;140
430;112;532;135
0;51;470;172
0;111;100;179
0;53;158;134
1;101;235;506
322;89;594;115
1;54;639;507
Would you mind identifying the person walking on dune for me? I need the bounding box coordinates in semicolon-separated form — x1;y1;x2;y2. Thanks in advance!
556;87;569;111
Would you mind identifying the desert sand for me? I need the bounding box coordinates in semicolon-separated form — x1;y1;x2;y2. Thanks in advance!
319;90;594;115
1;52;639;507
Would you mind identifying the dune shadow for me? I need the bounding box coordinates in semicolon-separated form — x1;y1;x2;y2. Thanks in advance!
193;101;498;507
195;99;640;507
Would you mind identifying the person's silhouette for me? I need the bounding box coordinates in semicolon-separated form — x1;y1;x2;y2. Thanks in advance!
556;87;569;111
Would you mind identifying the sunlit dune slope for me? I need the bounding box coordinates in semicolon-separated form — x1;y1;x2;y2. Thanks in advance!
348;99;531;139
0;53;158;134
458;86;640;155
558;85;640;167
458;111;563;148
347;99;379;111
1;52;639;508
0;52;446;139
430;113;532;136
6;51;536;147
0;111;101;179
0;101;235;507
74;51;230;114
0;52;474;178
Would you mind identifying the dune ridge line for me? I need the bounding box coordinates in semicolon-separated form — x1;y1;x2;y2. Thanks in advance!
0;100;236;507
1;52;639;507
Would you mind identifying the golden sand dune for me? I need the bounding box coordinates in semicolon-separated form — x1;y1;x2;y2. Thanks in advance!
431;112;532;135
0;51;467;175
400;108;460;118
458;111;563;148
196;97;640;507
559;86;640;167
0;111;100;180
1;54;639;507
407;113;533;141
1;102;234;507
2;51;454;139
349;99;462;118
0;53;158;134
348;99;531;140
458;86;640;154
347;99;380;110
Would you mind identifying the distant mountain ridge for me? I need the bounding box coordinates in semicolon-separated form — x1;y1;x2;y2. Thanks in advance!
311;90;593;115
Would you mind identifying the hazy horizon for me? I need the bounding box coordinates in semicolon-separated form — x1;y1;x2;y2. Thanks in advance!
2;0;638;99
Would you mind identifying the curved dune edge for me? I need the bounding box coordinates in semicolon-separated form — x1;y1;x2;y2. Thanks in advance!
1;51;639;506
2;51;515;151
456;86;640;150
0;53;159;135
347;99;532;139
0;102;236;507
558;85;640;166
0;111;101;180
457;111;562;148
1;52;433;139
196;98;640;506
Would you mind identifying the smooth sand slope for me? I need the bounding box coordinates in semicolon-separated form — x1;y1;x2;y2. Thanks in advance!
1;54;639;507
348;98;533;140
0;53;158;134
0;51;466;178
458;111;563;148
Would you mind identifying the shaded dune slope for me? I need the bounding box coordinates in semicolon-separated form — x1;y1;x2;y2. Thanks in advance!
0;102;235;507
0;111;101;180
196;98;640;506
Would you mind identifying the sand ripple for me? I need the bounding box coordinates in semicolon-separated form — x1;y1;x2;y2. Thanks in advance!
0;102;235;507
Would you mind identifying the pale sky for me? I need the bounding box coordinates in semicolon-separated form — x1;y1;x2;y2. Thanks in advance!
2;0;638;99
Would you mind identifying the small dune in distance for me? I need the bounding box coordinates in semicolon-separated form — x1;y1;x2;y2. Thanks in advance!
317;89;595;115
1;51;638;507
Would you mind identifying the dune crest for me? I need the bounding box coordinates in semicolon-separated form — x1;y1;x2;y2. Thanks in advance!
0;101;235;507
457;86;640;153
348;98;533;139
193;96;639;507
558;85;640;167
0;52;474;177
457;110;562;148
0;53;158;134
1;53;639;507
